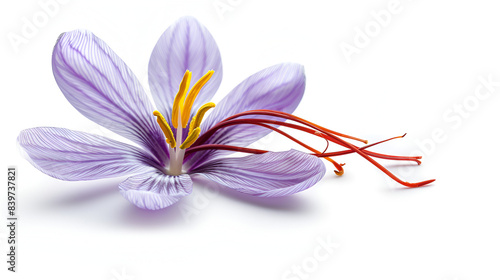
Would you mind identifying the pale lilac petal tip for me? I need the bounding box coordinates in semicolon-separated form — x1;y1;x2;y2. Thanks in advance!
148;16;223;121
17;127;156;181
192;150;325;197
52;29;168;164
202;63;305;132
119;171;193;210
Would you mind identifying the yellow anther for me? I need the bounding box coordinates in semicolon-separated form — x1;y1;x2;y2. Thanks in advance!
171;70;192;128
179;127;201;150
181;70;214;128
189;102;216;133
153;110;176;148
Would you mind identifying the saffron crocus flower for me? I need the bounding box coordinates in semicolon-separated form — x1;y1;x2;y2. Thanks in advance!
18;17;434;211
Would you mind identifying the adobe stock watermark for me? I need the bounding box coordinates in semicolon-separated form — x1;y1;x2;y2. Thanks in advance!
339;0;415;63
7;0;70;54
109;267;134;280
213;0;243;21
389;74;499;184
178;180;220;223
281;235;340;280
248;131;278;151
83;118;120;140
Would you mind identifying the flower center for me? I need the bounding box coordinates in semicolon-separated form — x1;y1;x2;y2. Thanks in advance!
153;70;215;175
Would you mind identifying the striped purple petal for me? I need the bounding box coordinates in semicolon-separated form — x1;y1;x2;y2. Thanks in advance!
191;150;325;197
52;30;168;164
119;171;193;210
148;16;223;126
17;127;157;181
186;63;305;169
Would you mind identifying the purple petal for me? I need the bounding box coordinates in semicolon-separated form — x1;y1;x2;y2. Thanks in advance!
186;63;305;169
52;30;168;164
18;127;157;181
148;16;223;124
191;150;325;197
119;171;192;210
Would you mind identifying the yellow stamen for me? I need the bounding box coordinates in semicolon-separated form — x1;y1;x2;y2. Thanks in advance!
189;102;216;133
153;110;176;148
180;127;201;149
171;70;192;128
181;70;214;128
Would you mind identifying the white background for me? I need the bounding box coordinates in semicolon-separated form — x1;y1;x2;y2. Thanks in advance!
1;0;500;279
